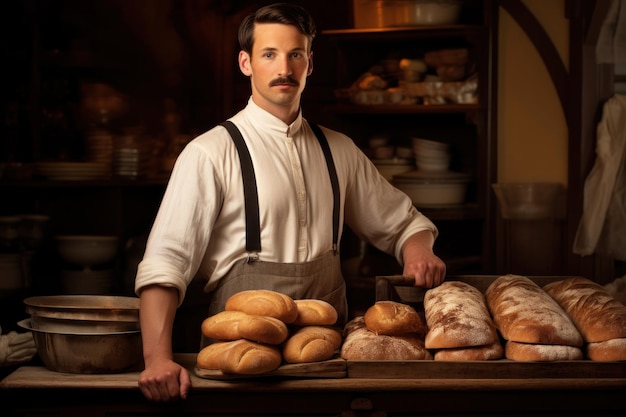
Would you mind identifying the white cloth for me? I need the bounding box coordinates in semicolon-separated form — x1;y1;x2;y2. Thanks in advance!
0;327;36;366
573;94;626;259
136;98;437;305
596;0;626;66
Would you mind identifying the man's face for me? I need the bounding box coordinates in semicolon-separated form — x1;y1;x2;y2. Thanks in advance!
239;23;313;118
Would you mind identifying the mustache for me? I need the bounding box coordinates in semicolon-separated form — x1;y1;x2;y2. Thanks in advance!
269;77;299;87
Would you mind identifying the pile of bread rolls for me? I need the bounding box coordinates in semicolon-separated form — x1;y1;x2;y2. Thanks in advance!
197;290;342;375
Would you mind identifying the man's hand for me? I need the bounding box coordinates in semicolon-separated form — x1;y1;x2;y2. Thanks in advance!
401;230;446;288
138;358;191;402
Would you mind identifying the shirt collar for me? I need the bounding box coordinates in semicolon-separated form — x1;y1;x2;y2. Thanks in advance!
244;97;304;137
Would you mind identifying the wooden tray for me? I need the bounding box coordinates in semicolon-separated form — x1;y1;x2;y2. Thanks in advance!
194;358;347;380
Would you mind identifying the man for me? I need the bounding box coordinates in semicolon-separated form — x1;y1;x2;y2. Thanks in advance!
136;3;446;402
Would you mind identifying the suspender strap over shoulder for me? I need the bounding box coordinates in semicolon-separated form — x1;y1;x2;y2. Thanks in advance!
220;121;261;259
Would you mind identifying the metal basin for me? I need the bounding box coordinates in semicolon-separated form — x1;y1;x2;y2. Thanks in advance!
18;319;143;374
24;295;140;322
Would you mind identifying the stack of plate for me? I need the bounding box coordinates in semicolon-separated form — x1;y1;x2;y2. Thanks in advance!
35;162;111;181
412;138;451;173
393;170;471;207
85;129;114;166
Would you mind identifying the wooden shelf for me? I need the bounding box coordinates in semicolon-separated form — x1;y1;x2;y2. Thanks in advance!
327;103;482;114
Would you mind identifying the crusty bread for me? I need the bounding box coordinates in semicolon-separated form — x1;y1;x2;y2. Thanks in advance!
585;338;626;361
543;277;626;343
201;310;288;345
196;341;234;369
218;339;282;375
292;299;338;326
424;281;498;349
505;341;583;361
282;326;342;363
364;301;427;336
433;340;503;361
225;290;298;323
340;317;432;360
485;275;583;347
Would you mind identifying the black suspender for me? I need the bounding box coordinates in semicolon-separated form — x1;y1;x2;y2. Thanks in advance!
220;121;340;259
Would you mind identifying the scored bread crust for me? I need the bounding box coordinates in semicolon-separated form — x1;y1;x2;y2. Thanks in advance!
341;317;432;360
282;326;342;363
543;277;626;343
218;339;282;375
485;275;583;347
225;290;298;323
201;310;289;344
196;341;235;369
505;341;583;361
364;301;427;336
433;340;503;361
292;299;338;326
585;338;626;361
424;281;498;349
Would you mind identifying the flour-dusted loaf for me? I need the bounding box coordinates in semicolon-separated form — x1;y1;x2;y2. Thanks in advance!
340;317;432;360
201;310;289;345
433;340;503;361
292;299;338;326
543;277;626;343
225;289;298;323
424;281;499;349
218;339;282;375
485;275;583;347
505;341;583;361
585;338;626;361
364;301;427;336
282;326;342;363
196;341;234;369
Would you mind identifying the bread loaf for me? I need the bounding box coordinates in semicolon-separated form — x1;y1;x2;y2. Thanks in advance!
201;310;288;344
505;341;583;361
218;339;282;375
340;317;432;361
585;338;626;361
225;290;298;323
196;341;234;369
282;326;342;363
424;281;498;349
485;275;583;347
293;299;338;326
543;277;626;342
433;340;503;361
364;301;426;336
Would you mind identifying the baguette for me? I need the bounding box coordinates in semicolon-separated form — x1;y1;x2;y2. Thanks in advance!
543;277;626;342
485;275;583;347
225;289;298;323
585;338;626;361
364;301;427;336
201;310;289;344
282;326;342;363
218;339;282;375
505;341;583;361
424;281;498;349
293;299;338;326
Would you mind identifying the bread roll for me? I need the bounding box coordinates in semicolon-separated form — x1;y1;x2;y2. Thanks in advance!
364;301;427;336
201;310;288;344
505;341;583;361
433;340;503;361
585;338;626;361
293;299;338;326
485;275;583;347
196;341;234;369
225;290;298;323
340;317;432;361
543;277;626;342
424;281;498;349
218;339;282;375
282;326;342;363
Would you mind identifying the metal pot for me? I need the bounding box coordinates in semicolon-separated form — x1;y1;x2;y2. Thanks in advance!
18;319;143;374
24;295;140;322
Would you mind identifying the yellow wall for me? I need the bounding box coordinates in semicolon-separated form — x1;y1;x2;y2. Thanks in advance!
497;0;569;185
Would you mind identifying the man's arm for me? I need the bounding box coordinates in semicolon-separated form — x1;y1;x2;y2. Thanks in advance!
401;230;446;288
137;285;191;402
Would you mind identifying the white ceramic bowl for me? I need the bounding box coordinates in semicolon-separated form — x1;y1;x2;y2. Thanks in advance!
56;235;118;267
393;170;470;206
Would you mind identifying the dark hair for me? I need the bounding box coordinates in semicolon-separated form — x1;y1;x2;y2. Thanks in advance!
238;3;316;54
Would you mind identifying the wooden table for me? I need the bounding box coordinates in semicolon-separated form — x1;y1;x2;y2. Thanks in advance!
2;354;625;416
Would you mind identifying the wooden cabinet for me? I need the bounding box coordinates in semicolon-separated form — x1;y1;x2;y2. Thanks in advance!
321;0;498;276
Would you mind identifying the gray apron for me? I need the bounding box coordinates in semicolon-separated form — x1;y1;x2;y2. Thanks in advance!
203;121;347;346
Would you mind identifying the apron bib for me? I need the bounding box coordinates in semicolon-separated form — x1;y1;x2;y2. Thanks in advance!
202;121;347;346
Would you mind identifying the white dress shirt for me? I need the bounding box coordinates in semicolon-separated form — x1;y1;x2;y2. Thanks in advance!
135;98;437;304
